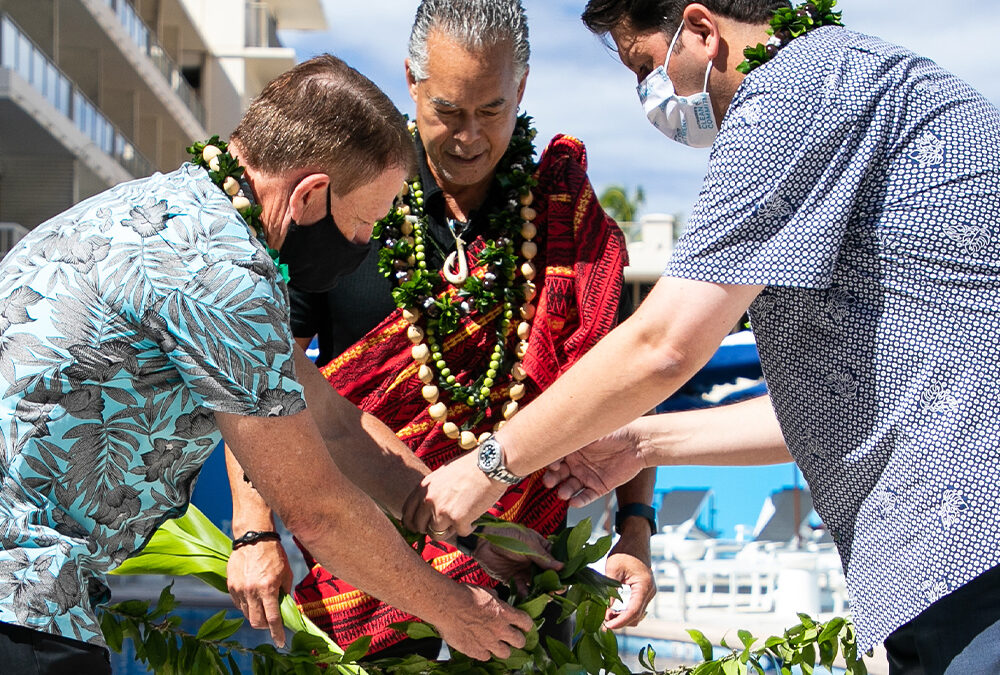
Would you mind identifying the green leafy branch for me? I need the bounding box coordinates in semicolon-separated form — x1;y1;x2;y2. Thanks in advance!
362;515;631;675
100;584;367;675
104;505;362;674
737;0;844;74
102;507;868;675
637;614;867;675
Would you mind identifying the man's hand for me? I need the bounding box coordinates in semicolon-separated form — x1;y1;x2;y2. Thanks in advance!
227;540;293;647
602;533;655;629
542;425;645;507
469;524;563;595
402;453;508;536
432;585;534;660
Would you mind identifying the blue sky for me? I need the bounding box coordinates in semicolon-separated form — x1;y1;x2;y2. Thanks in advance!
280;0;1000;222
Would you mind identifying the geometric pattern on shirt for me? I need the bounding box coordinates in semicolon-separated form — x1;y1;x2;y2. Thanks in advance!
664;26;1000;651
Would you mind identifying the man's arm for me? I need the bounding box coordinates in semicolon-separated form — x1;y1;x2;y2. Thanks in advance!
225;444;293;645
225;344;433;641
603;468;657;629
293;345;431;516
403;277;765;534
543;394;790;506
218;369;531;659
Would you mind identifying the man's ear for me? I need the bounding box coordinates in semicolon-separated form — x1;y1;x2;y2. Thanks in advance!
405;59;420;103
682;3;721;61
289;173;330;226
515;66;529;106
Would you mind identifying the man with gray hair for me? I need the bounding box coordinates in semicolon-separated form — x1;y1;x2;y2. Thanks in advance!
0;54;532;673
226;0;657;660
408;0;1000;672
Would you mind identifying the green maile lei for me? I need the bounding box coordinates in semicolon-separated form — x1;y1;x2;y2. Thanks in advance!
372;114;539;436
185;135;289;283
737;0;844;74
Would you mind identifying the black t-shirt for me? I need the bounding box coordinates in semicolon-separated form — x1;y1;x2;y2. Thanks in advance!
288;137;506;367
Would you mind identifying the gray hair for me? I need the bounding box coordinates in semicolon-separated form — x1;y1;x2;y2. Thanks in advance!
408;0;530;82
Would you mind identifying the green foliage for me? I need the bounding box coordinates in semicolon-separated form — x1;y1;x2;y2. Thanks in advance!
390;270;435;309
185;136;266;237
341;516;631;675
598;185;646;223
101;584;361;675
637;613;868;675
103;506;359;674
737;0;844;74
101;507;868;675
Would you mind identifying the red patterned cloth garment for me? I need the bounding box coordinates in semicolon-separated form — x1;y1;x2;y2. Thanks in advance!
293;135;628;654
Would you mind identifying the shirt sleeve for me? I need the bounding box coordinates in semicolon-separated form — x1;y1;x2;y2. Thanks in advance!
148;255;305;417
666;75;875;289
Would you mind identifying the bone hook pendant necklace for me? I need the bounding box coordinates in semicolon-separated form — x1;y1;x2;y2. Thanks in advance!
442;218;470;285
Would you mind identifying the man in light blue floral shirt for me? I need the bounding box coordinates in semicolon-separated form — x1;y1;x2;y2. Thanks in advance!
0;54;530;674
408;2;1000;673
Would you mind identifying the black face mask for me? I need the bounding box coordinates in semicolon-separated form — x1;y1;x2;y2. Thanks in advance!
279;189;371;293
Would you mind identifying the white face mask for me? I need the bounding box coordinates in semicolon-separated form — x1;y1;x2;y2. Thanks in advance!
636;23;718;148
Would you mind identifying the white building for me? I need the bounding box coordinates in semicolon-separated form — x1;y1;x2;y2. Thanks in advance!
0;0;325;254
621;213;678;313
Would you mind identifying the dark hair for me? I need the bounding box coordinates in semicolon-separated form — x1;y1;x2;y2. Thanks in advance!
231;54;415;196
582;0;790;35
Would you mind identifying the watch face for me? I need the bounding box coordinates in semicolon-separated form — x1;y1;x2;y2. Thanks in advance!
477;439;502;473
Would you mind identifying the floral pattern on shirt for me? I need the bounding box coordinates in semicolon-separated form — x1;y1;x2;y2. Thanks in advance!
0;165;304;644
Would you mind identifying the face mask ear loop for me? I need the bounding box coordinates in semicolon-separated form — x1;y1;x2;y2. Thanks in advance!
703;58;713;93
664;21;684;72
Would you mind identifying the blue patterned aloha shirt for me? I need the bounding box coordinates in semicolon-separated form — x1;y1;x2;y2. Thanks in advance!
0;164;305;645
666;27;1000;650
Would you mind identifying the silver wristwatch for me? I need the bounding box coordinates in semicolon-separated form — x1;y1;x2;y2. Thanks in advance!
476;435;522;485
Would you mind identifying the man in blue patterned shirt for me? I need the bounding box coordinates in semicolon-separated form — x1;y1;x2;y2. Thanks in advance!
0;54;530;673
407;2;1000;672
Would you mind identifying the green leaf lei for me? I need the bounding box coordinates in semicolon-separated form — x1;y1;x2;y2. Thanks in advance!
185;135;289;283
737;0;844;75
373;114;539;429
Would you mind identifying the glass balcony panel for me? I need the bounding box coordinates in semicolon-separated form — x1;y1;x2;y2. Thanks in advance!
105;0;204;126
1;18;14;69
16;31;31;81
2;13;154;177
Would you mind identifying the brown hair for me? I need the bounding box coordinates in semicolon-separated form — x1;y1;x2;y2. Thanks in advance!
231;54;415;196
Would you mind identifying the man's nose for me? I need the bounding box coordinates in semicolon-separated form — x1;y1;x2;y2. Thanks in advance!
453;114;483;146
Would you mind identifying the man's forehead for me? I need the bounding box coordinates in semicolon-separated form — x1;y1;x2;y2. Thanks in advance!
423;30;519;76
418;45;521;107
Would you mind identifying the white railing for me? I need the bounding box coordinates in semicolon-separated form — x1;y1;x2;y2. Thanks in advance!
246;1;282;49
103;0;205;126
0;13;153;178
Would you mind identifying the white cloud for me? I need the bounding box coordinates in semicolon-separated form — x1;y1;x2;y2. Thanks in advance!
280;0;1000;218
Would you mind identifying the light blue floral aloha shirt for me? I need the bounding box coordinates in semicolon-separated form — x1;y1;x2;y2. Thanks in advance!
0;165;304;645
666;27;1000;650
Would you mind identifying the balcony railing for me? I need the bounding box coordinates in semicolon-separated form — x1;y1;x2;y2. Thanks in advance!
103;0;205;126
246;1;282;49
1;14;154;178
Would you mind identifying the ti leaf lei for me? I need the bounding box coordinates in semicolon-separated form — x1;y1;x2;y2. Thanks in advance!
737;0;844;74
185;135;289;282
373;114;539;428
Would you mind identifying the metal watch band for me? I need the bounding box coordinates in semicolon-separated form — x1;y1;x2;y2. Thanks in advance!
487;463;522;485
